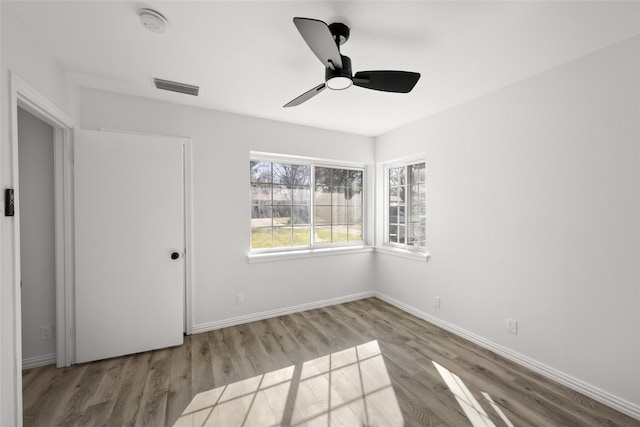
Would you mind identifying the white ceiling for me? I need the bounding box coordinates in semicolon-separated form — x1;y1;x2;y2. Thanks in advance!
6;1;640;136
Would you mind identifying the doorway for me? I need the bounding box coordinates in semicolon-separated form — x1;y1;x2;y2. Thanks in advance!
9;72;75;427
18;107;57;370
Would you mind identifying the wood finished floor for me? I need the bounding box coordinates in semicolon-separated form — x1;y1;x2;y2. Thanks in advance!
22;298;638;426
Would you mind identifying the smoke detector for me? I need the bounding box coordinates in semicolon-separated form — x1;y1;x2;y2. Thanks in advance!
138;8;168;34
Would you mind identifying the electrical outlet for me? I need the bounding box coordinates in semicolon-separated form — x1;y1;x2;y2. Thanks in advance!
434;296;441;308
40;325;53;341
236;293;244;305
506;319;517;334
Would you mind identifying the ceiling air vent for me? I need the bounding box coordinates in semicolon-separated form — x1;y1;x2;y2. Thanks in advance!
153;78;200;96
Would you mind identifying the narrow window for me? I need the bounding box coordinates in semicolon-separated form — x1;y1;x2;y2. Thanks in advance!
387;161;426;249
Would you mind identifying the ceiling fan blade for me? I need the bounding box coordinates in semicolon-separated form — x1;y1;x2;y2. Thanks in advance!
353;71;420;93
283;83;326;107
293;17;343;69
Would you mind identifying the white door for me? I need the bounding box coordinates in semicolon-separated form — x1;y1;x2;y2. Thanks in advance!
74;129;184;363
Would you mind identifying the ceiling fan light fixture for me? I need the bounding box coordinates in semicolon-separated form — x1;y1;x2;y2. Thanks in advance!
325;55;353;90
326;76;352;90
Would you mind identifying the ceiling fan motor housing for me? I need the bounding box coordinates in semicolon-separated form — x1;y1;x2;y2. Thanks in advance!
325;55;353;82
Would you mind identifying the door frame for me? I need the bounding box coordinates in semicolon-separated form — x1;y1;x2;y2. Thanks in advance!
9;71;75;424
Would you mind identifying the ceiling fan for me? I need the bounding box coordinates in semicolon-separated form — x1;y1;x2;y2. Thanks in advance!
284;17;421;108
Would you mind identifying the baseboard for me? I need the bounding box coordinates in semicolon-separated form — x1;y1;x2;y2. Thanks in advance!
374;292;640;421
22;353;56;370
192;291;375;334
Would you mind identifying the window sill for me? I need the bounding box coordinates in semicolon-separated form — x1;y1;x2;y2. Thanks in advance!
248;246;374;263
375;246;430;262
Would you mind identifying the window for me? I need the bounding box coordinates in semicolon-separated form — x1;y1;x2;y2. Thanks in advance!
386;161;426;249
314;166;363;245
250;158;364;252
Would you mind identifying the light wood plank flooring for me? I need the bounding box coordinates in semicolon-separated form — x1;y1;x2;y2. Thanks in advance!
22;298;638;426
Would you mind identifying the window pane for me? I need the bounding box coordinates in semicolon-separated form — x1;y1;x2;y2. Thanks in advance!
250;184;271;205
293;226;311;246
315;206;331;225
250;161;271;183
410;204;420;219
273;227;293;247
388;225;399;243
411;162;426;247
389;206;398;223
409;163;424;184
331;169;349;187
272;163;293;184
332;205;348;225
333;188;349;206
389;167;405;186
292;186;310;204
349;170;363;188
407;171;426;249
348;189;362;206
410;163;425;183
397;225;406;244
273;206;291;225
408;222;425;246
332;225;349;243
291;164;311;185
348;224;363;242
390;205;406;225
272;185;292;205
389;167;400;186
251;228;272;248
389;186;405;204
410;184;421;203
348;206;363;224
292;206;310;225
314;185;331;205
315;226;331;244
251;205;272;224
315;167;331;186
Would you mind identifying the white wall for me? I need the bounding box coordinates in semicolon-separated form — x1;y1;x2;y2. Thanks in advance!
1;6;76;425
375;36;640;410
78;88;376;330
17;107;56;363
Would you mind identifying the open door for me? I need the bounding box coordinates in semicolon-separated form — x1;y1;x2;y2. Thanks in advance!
74;129;185;363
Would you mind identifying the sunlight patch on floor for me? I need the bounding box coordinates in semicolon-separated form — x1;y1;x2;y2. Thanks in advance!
432;360;514;427
173;340;403;426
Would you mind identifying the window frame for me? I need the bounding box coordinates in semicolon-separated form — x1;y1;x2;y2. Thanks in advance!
249;152;367;255
383;157;427;253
